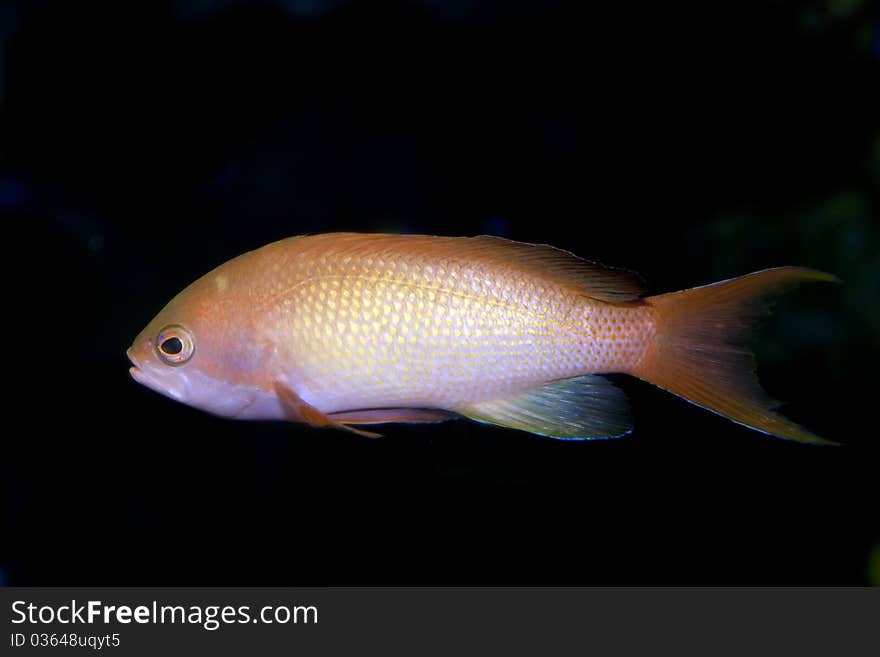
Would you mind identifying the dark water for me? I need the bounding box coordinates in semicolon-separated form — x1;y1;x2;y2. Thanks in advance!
2;1;878;585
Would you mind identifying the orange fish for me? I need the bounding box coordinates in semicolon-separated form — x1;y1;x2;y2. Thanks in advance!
127;233;839;443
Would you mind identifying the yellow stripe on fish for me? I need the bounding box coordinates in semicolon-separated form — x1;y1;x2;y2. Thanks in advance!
127;233;839;444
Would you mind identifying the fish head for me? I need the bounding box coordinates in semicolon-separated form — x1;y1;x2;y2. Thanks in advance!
127;267;271;419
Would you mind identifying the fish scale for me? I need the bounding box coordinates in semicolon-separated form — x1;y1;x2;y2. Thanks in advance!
254;237;654;413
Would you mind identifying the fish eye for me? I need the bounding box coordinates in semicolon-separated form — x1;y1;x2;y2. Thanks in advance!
156;325;194;365
162;337;183;354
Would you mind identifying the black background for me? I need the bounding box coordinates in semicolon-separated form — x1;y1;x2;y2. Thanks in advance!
3;0;878;585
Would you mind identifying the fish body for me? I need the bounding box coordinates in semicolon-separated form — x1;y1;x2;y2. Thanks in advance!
128;233;838;443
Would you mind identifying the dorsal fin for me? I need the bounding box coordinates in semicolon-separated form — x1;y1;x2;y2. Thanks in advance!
461;236;646;303
299;233;647;304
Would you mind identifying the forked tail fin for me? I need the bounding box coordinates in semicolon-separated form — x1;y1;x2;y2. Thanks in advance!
636;267;840;444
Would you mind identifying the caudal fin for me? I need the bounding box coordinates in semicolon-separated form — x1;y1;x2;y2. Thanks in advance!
636;267;840;445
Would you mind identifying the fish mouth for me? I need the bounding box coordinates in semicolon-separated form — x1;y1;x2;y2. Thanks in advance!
127;347;187;402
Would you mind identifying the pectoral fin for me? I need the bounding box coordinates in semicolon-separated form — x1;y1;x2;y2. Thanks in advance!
458;375;632;440
274;381;382;438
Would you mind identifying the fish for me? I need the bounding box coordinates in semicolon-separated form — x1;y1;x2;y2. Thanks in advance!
127;232;839;444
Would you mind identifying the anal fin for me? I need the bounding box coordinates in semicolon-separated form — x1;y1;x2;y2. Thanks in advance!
458;375;632;440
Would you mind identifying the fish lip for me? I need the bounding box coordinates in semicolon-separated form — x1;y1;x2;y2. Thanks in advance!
127;346;187;402
127;347;144;381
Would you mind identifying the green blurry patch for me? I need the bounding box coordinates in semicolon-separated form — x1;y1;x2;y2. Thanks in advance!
682;169;879;400
796;0;873;53
685;188;878;334
828;0;865;18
